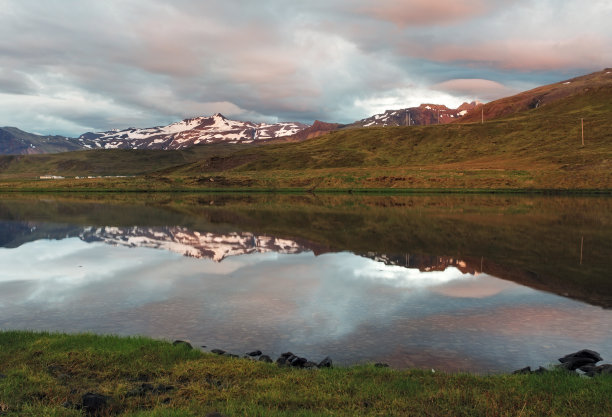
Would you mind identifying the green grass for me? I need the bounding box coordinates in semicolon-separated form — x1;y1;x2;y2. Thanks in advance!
1;331;611;416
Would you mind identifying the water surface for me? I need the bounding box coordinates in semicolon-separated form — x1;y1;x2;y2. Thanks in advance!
0;193;610;373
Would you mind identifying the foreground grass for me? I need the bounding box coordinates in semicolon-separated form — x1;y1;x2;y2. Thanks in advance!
0;332;610;416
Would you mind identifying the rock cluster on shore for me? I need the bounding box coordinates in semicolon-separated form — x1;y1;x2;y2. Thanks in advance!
212;348;333;369
513;349;612;377
175;341;611;377
171;340;334;370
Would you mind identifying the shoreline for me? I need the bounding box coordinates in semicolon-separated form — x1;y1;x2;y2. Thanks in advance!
1;331;611;416
1;185;611;195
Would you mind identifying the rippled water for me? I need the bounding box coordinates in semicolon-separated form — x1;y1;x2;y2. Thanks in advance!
0;193;611;373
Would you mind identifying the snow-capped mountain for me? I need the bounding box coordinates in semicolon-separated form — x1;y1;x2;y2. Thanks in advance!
78;113;310;150
345;102;481;129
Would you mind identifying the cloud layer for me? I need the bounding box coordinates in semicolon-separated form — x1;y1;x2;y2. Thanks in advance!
0;0;610;135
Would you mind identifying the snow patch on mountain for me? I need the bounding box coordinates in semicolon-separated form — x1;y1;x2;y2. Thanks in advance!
79;113;309;150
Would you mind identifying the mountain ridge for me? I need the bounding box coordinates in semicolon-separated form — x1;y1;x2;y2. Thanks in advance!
0;127;85;155
77;113;310;150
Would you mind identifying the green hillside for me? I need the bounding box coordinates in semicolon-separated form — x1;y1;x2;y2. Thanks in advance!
0;143;250;178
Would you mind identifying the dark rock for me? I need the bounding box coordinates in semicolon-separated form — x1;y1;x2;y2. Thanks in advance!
318;356;333;368
276;356;288;366
280;352;294;358
534;366;548;374
512;366;532;375
211;349;226;355
584;364;612;377
559;349;602;364
81;392;108;415
289;356;308;368
246;350;262;357
172;340;193;349
224;353;239;358
259;355;273;363
304;361;319;369
598;364;612;374
578;364;598;373
374;363;389;368
559;357;598;371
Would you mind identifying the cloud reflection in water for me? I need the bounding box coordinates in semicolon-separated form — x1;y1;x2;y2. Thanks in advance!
1;237;611;372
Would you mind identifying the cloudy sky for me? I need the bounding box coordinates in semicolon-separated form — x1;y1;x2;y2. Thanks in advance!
1;0;611;136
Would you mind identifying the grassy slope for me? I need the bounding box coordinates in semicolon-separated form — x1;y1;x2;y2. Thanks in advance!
459;68;612;123
1;332;611;417
0;143;251;178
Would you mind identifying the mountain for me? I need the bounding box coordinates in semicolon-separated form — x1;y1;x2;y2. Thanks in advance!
0;127;86;155
344;102;480;129
268;120;342;143
458;68;612;123
78;113;309;150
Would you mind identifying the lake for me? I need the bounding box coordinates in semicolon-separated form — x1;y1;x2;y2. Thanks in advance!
1;193;611;373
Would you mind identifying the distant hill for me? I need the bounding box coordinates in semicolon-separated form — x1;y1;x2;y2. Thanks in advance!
0;127;86;155
0;143;252;177
459;68;612;123
344;102;480;129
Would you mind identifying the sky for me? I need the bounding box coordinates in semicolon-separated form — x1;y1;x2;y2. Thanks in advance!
1;0;611;136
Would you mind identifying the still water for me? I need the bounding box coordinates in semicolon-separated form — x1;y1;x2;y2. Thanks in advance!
1;193;611;373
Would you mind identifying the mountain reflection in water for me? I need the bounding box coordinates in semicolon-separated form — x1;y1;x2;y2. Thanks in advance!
0;193;611;373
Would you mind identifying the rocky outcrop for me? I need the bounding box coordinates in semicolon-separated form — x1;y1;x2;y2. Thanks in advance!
513;349;611;377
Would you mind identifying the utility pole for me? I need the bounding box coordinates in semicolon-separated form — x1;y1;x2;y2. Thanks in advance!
581;118;584;146
481;107;484;124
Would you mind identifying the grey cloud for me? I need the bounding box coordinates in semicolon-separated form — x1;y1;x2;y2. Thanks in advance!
0;0;610;136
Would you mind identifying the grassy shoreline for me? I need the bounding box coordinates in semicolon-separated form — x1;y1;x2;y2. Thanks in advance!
1;331;611;416
1;180;611;195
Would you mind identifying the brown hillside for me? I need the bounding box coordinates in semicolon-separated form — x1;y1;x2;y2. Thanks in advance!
458;68;612;123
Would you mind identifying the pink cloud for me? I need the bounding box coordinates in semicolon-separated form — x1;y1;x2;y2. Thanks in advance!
422;37;612;71
358;0;491;26
432;78;518;101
